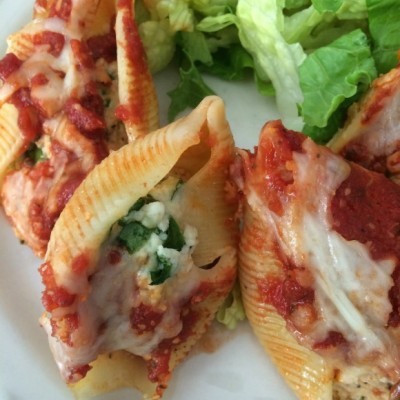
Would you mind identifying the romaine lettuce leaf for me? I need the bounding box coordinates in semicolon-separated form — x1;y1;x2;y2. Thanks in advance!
283;0;367;50
285;0;310;10
367;0;400;73
302;93;359;143
167;54;215;121
178;30;213;65
236;0;306;130
299;29;377;138
139;0;399;141
216;281;246;329
199;44;254;80
191;0;237;15
312;0;343;13
138;20;176;73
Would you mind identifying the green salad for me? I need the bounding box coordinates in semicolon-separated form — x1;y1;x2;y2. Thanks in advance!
137;0;400;143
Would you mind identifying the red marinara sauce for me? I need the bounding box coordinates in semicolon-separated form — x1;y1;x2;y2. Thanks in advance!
254;123;400;351
146;306;199;395
130;304;163;335
40;262;76;312
251;121;306;216
114;0;148;125
86;28;117;63
259;275;314;319
33;31;65;57
331;162;400;327
145;280;218;394
0;53;22;82
49;0;72;21
9;88;42;143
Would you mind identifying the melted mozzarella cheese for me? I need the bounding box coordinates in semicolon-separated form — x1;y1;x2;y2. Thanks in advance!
0;10;95;106
301;213;395;359
249;137;400;373
43;180;202;382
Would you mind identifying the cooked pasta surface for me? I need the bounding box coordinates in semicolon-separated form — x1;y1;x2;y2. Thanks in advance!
0;0;158;257
238;120;400;399
40;96;238;399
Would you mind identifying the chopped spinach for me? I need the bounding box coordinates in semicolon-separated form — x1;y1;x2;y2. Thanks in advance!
118;221;154;253
24;143;46;164
150;254;173;285
164;216;185;251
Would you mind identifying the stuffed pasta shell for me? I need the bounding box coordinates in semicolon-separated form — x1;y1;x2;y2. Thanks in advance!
0;0;158;257
39;96;238;399
238;120;400;399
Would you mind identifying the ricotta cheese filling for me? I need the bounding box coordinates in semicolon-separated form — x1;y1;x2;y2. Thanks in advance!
42;177;203;382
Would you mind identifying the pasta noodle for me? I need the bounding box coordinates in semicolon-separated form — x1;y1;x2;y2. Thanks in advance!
0;0;158;257
238;120;400;399
39;96;238;399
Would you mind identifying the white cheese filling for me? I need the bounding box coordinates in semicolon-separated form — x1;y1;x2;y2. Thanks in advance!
43;177;204;381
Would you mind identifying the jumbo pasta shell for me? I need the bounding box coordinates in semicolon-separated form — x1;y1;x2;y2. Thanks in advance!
41;96;237;399
69;0;102;33
0;0;127;256
0;114;106;258
70;351;158;399
46;101;205;283
239;121;400;400
175;109;237;266
71;249;237;400
115;0;159;141
239;202;332;400
0;103;25;182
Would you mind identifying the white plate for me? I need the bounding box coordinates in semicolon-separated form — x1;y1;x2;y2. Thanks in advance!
0;2;297;399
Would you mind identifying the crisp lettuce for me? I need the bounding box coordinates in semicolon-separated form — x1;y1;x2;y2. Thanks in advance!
299;29;377;136
199;44;254;80
367;0;400;73
167;53;215;121
312;0;344;13
236;0;306;130
216;281;246;330
144;0;195;31
178;30;213;65
138;0;400;142
191;0;237;15
283;2;367;50
138;20;176;73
